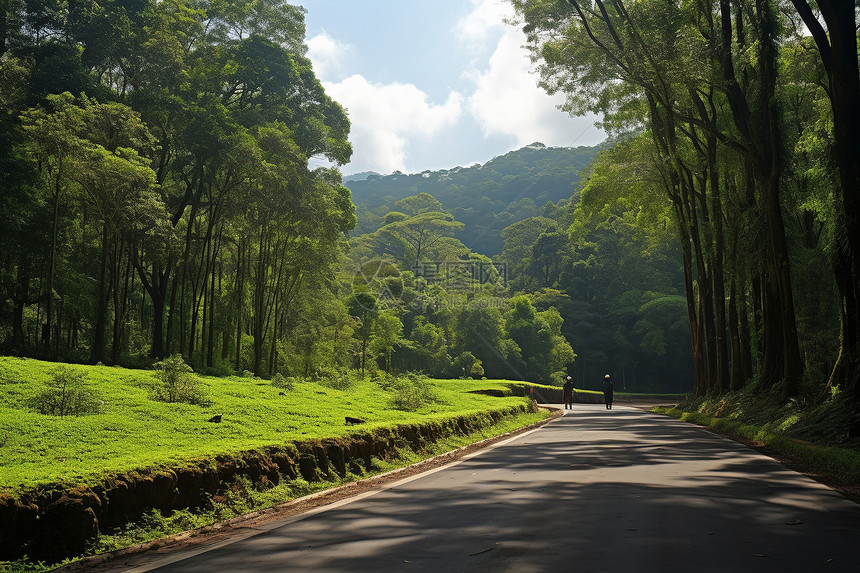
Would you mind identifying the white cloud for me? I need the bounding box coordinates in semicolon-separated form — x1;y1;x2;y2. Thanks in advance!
323;75;464;174
455;0;513;48
467;27;604;148
306;31;350;80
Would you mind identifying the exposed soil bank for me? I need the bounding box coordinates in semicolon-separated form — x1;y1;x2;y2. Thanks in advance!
0;404;535;564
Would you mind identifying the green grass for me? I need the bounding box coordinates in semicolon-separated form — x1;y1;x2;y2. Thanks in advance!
0;407;550;573
0;357;536;493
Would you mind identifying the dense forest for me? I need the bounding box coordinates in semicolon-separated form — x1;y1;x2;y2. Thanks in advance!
510;0;860;410
0;0;355;376
347;146;695;391
1;0;858;412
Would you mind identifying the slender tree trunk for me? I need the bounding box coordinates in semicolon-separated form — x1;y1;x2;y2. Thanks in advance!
728;273;744;391
252;228;270;376
165;264;178;355
235;239;245;371
91;224;110;363
674;200;707;395
44;164;62;356
207;235;218;368
12;251;31;349
737;268;754;383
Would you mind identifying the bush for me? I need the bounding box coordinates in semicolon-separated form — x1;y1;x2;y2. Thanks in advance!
271;373;297;391
390;373;437;411
371;370;395;390
28;367;103;418
451;352;484;379
315;367;353;390
152;355;208;405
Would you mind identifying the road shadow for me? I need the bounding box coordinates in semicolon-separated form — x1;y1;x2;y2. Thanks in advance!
148;405;860;573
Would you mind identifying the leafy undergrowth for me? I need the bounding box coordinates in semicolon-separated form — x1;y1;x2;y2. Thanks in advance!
0;357;534;493
655;388;860;498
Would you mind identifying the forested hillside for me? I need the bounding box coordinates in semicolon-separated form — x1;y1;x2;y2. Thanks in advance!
347;143;599;255
347;143;695;392
2;0;857;417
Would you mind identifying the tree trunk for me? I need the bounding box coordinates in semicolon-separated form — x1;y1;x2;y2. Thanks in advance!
729;274;744;391
235;239;245;372
90;224;110;364
44;163;62;356
791;0;860;401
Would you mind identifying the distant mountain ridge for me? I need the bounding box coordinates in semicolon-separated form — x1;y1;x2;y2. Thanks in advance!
343;171;380;182
345;142;602;256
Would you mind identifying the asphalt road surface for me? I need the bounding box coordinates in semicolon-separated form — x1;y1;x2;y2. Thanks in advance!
98;404;860;572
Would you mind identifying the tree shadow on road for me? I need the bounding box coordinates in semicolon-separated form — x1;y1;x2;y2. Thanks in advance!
152;406;860;573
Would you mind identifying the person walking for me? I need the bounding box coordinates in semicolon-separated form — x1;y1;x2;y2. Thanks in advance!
563;375;574;410
603;374;614;410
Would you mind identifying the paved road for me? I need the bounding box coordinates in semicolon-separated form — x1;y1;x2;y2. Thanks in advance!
104;405;860;572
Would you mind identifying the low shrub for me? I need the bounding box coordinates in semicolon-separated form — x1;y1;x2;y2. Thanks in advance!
271;373;297;391
372;370;395;390
390;373;437;411
152;355;208;405
316;368;353;390
27;366;103;418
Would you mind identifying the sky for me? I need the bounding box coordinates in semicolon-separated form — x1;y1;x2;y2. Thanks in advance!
299;0;606;176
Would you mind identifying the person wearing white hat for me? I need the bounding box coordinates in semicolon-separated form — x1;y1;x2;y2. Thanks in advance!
563;375;574;410
602;374;614;409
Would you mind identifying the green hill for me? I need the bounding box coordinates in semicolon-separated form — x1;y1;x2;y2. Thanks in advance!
346;143;601;255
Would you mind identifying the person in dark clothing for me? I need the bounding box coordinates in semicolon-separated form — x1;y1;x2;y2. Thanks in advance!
603;374;614;409
563;376;574;410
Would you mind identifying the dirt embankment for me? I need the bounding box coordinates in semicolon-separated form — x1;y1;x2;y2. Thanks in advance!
1;405;536;565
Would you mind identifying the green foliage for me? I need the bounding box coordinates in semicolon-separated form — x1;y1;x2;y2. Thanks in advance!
314;367;354;390
270;373;296;391
0;357;536;491
346;144;599;255
152;355;207;405
370;311;408;372
388;373;438;411
26;367;102;418
504;296;575;383
451;352;484;379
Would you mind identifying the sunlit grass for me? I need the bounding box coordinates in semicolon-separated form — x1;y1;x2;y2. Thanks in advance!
0;357;538;492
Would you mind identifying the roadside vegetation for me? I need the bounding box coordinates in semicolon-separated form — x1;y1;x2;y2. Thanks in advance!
0;357;555;570
655;389;860;500
0;357;544;492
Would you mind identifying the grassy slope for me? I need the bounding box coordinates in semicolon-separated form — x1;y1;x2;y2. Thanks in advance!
0;357;532;492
